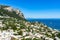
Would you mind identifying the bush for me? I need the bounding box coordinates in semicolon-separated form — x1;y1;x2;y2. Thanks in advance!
25;38;32;40
33;38;41;40
57;32;60;38
17;30;23;35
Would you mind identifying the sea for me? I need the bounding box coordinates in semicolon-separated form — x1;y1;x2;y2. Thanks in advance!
26;18;60;30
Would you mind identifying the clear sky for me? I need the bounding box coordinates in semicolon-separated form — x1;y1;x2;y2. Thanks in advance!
0;0;60;18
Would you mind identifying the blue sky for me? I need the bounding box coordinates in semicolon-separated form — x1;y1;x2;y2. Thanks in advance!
0;0;60;18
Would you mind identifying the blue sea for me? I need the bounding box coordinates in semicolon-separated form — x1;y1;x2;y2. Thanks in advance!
26;18;60;30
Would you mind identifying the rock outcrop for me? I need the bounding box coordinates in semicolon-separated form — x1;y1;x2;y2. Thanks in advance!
0;5;25;19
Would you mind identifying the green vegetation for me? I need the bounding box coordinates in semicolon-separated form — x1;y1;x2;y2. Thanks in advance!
33;38;41;40
22;38;32;40
0;5;60;40
57;32;60;38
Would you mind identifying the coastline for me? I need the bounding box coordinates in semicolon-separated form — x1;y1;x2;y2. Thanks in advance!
26;18;60;30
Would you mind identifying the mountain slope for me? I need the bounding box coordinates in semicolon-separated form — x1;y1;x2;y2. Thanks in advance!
0;5;25;20
0;5;60;40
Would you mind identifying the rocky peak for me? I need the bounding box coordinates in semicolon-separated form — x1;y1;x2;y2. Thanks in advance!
0;5;25;19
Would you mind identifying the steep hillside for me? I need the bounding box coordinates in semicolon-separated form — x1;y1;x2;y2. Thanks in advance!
0;5;60;40
0;5;25;20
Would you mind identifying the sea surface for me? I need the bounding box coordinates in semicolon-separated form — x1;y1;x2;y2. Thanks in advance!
26;18;60;30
